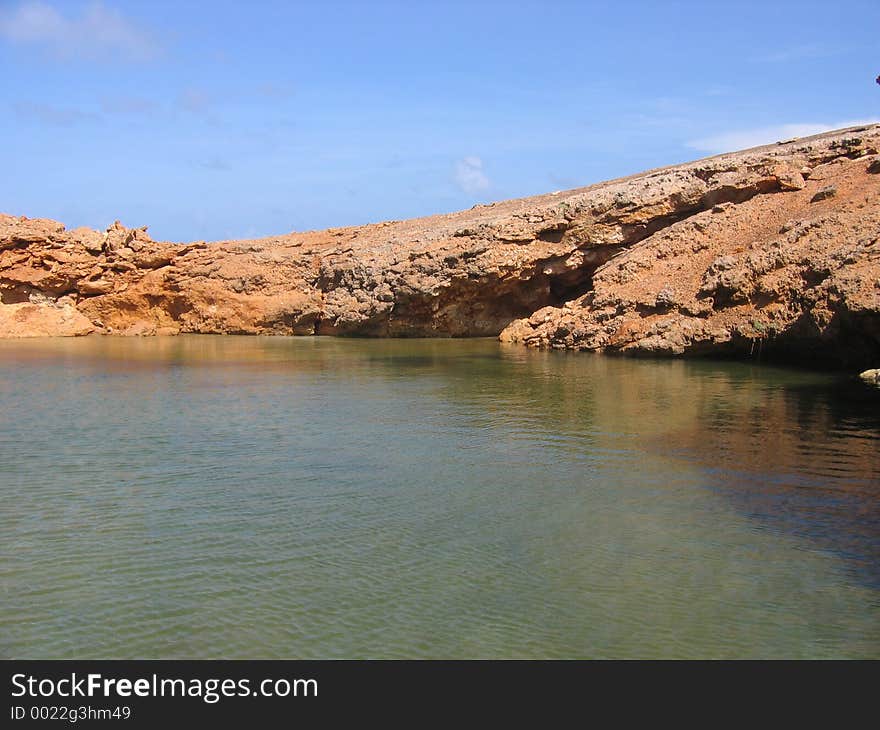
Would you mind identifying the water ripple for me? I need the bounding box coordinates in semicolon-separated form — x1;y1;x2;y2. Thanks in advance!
0;337;878;658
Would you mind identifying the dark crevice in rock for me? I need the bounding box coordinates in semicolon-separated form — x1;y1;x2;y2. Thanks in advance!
536;227;566;243
549;271;589;304
718;310;880;370
546;247;627;305
1;284;32;304
701;179;780;208
618;207;702;246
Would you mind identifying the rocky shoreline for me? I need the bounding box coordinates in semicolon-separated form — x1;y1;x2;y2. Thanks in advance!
2;125;878;370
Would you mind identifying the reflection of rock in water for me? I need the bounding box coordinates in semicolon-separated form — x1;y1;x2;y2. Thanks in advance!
388;344;880;589
634;371;880;590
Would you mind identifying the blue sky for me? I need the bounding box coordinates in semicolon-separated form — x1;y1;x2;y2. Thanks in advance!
2;0;878;242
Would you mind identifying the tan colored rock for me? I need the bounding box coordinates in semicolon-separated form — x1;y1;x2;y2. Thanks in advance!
77;278;114;296
70;226;105;254
773;165;806;191
1;124;879;368
0;302;94;337
500;141;880;369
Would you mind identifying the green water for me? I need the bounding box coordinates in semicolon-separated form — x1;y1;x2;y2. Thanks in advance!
1;336;878;658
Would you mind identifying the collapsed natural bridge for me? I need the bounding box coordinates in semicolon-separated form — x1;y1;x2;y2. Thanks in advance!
2;125;879;368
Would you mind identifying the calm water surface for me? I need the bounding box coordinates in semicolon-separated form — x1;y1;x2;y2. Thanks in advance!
1;336;878;658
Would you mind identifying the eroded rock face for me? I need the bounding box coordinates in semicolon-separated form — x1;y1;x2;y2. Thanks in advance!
500;134;880;369
2;125;878;367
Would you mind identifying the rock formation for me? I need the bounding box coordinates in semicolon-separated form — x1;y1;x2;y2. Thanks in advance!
2;125;878;368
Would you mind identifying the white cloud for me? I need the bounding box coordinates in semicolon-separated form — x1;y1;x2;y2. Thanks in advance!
686;120;880;155
454;156;490;194
0;1;159;61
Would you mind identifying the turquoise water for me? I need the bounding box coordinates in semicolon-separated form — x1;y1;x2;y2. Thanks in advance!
0;336;878;658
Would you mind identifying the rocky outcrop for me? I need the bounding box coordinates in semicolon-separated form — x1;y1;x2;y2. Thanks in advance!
2;125;878;367
0;300;93;337
499;134;880;369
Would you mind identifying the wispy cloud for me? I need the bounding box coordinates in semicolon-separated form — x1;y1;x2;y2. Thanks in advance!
750;44;840;64
705;85;733;97
199;157;231;172
0;1;160;61
454;156;490;194
255;82;295;100
100;96;159;116
686;119;880;154
13;100;95;126
16;94;165;127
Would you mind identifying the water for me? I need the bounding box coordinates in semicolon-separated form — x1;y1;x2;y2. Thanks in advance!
1;336;878;659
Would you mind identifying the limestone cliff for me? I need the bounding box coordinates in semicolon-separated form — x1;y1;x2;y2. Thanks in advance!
2;125;878;368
